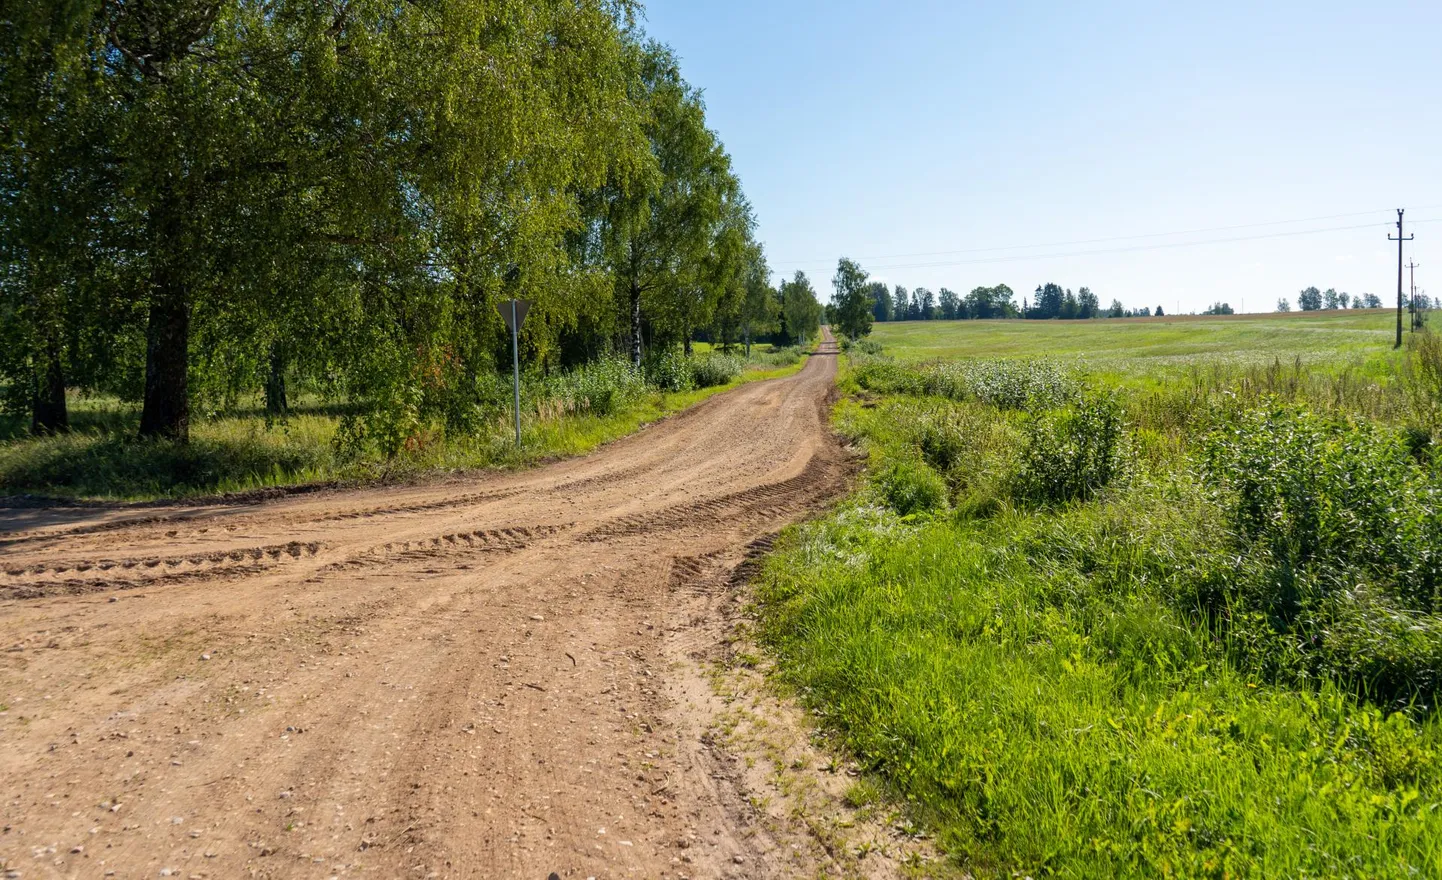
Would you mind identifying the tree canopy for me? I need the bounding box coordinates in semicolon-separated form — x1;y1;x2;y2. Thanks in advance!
1;1;781;448
830;258;873;340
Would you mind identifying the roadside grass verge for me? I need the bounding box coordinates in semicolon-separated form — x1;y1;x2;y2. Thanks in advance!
754;333;1442;877
759;501;1442;877
0;350;807;502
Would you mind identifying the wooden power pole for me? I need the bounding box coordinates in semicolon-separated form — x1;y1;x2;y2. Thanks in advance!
1390;209;1414;348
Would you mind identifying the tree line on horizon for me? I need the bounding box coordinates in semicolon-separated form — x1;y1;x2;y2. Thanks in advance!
2;1;823;445
822;260;1418;339
1276;288;1416;312
821;260;1173;338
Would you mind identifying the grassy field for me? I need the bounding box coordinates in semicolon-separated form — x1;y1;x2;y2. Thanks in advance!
757;314;1442;878
0;348;807;501
872;309;1404;386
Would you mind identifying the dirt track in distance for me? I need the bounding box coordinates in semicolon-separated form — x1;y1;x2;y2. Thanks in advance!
0;330;890;879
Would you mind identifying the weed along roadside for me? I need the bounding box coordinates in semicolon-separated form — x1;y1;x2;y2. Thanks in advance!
752;321;1442;878
0;346;809;502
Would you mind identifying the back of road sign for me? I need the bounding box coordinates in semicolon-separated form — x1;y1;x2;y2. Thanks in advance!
496;299;532;333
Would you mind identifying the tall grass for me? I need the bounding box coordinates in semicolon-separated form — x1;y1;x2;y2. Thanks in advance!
0;347;806;500
756;337;1442;877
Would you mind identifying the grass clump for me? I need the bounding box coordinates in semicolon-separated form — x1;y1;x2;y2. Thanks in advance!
873;457;948;516
1199;405;1442;706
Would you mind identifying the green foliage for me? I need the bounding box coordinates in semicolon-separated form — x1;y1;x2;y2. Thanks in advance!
752;345;803;367
873;457;948;516
0;418;341;499
1201;406;1442;705
754;333;1442;876
689;353;745;388
643;348;695;393
830;258;874;340
546;355;647;417
757;499;1442;879
1013;392;1126;505
924;359;1076;410
1;1;774;456
850;357;927;396
1405;329;1442;424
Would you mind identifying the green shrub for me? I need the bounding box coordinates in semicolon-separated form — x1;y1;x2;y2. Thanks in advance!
874;457;948;516
546;355;646;416
1013;392;1126;505
1203;406;1442;612
690;353;745;388
643;348;694;392
1200;405;1442;707
854;339;884;356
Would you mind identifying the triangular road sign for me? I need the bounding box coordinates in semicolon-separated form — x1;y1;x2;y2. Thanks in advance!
495;299;532;333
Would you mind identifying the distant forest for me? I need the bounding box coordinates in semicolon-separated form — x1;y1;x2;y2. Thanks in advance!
858;279;1422;324
859;280;1160;323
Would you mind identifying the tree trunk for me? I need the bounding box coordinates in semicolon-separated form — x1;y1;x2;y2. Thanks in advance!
629;279;642;369
265;343;287;416
139;191;190;442
31;338;68;435
138;278;190;441
683;330;692;358
744;323;752;358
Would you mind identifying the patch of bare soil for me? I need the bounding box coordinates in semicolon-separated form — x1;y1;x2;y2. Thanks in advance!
0;331;937;879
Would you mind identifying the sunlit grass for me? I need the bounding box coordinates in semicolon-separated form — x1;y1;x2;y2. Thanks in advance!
0;355;806;501
871;310;1404;387
754;319;1442;877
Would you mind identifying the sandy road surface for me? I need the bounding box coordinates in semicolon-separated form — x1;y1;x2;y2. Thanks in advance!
0;332;859;879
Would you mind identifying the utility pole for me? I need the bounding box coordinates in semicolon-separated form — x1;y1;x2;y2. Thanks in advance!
1390;209;1413;349
1408;260;1420;331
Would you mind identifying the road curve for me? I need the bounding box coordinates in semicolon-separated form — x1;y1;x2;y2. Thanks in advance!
0;331;850;879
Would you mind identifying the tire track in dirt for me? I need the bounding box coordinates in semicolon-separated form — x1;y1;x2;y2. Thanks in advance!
0;331;907;880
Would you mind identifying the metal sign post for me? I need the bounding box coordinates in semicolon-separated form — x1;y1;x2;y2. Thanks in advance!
495;299;532;447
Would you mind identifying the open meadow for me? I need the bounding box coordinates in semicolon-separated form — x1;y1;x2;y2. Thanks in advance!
873;309;1401;381
756;312;1442;878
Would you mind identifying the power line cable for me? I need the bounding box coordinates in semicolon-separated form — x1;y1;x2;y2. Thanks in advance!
774;204;1442;268
852;218;1440;273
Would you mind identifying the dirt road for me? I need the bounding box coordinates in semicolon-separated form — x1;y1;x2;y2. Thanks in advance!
0;332;863;879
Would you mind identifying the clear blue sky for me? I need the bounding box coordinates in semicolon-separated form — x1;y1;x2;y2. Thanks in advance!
640;0;1442;314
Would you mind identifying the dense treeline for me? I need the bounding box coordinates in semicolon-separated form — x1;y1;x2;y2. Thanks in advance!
829;258;1178;337
832;262;1179;331
1;0;818;448
862;279;1021;324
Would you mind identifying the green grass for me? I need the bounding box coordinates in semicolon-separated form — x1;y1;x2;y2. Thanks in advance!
754;314;1442;878
761;502;1442;878
0;353;806;502
871;310;1404;387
